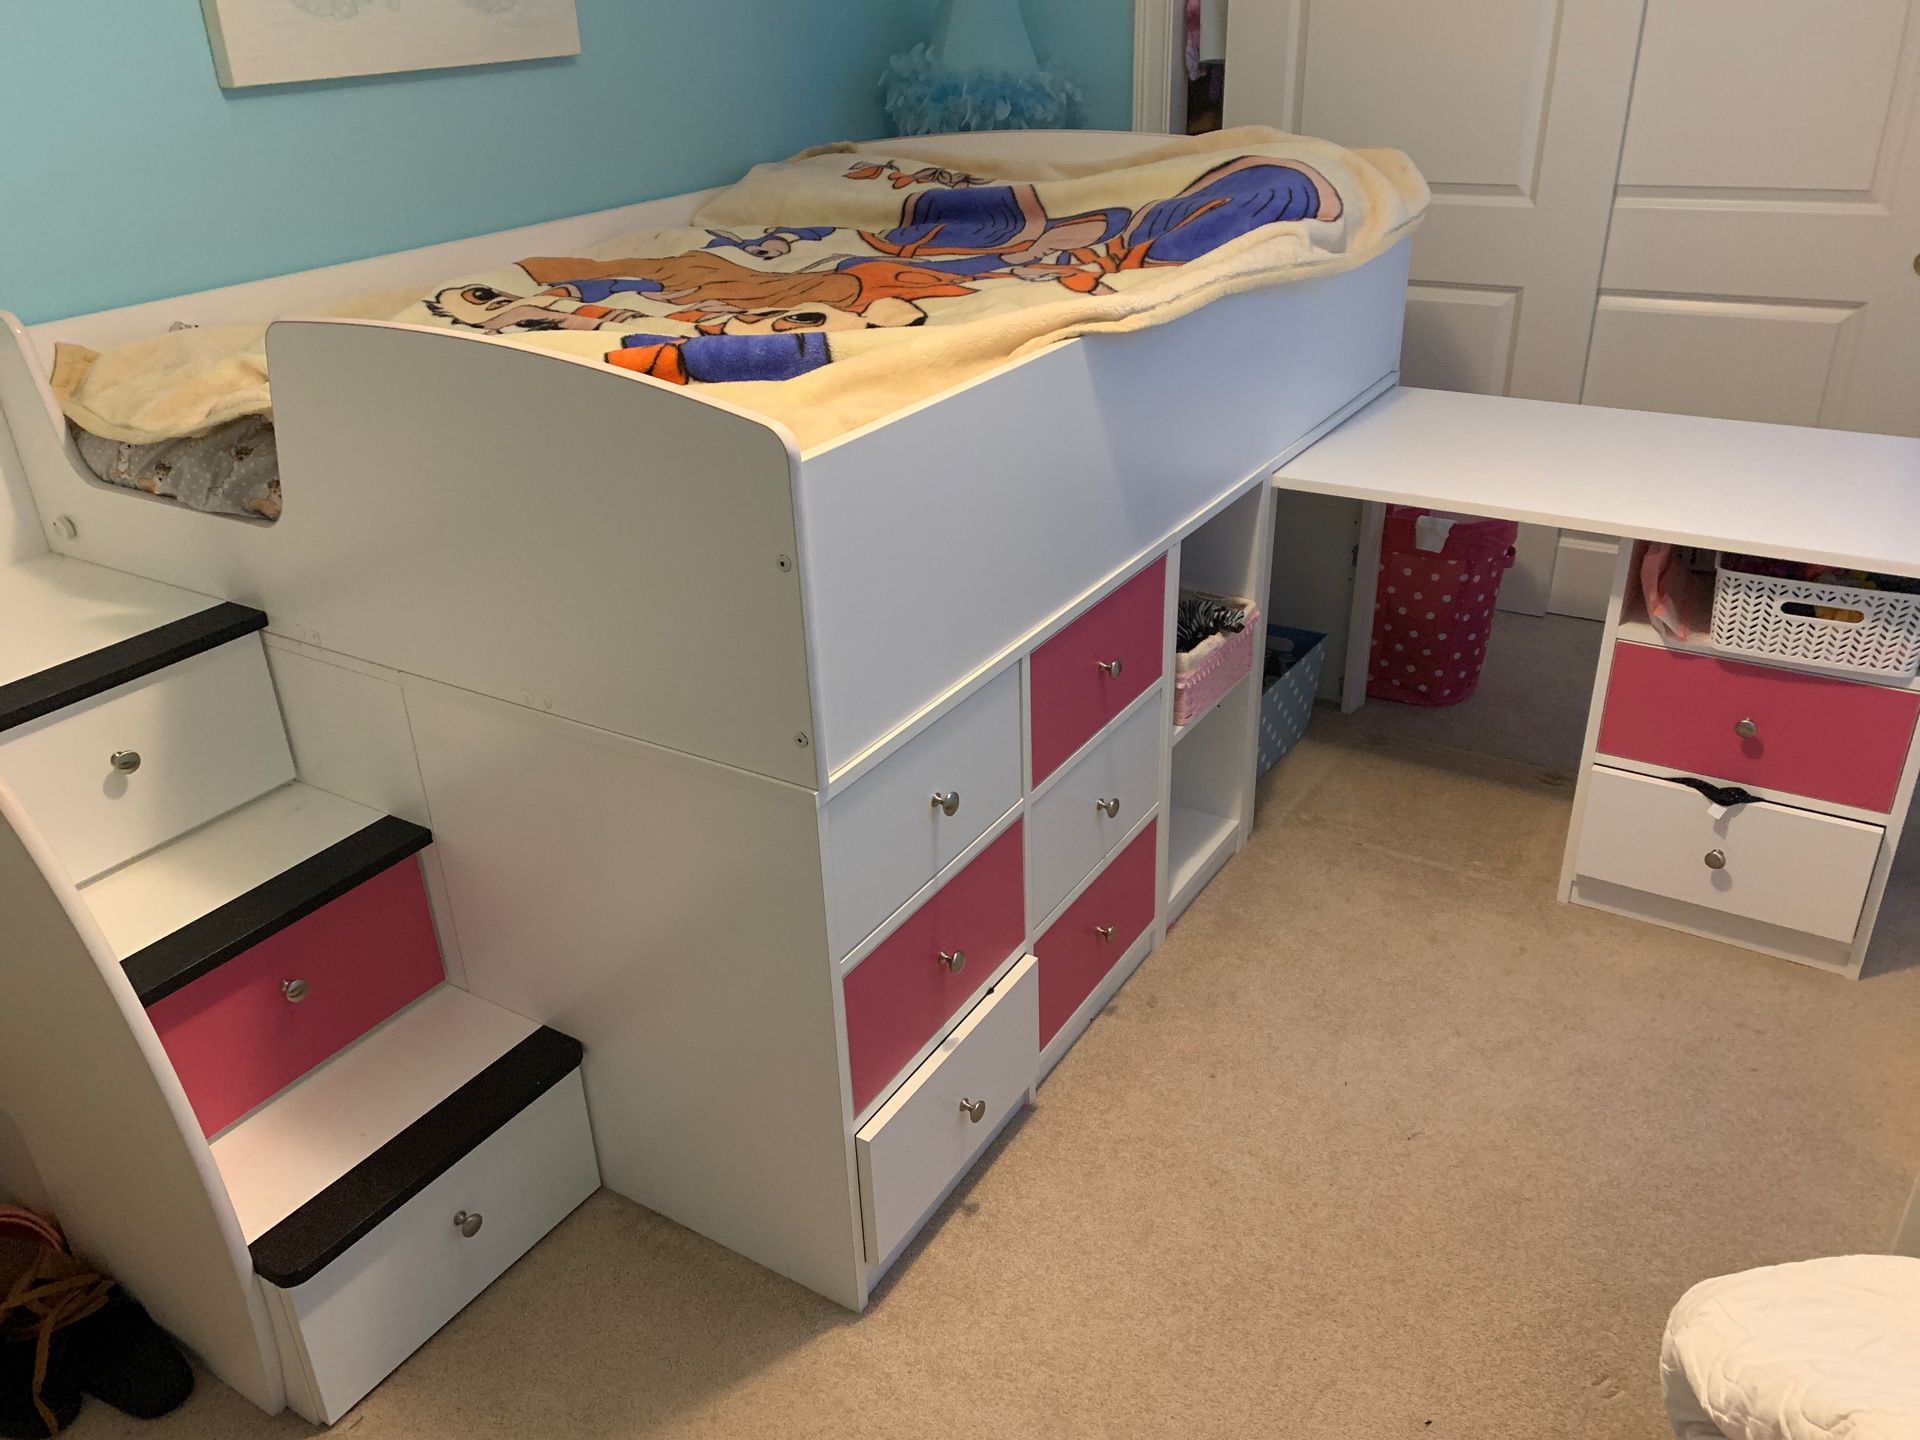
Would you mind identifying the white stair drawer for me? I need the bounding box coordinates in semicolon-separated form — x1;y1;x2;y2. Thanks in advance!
0;637;292;883
856;954;1036;1266
1027;694;1161;925
824;667;1021;957
266;1071;598;1426
1575;766;1882;943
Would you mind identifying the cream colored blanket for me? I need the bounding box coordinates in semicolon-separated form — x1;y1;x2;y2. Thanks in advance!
55;128;1427;453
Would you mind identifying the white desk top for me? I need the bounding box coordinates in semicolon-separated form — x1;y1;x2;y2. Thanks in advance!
1274;387;1920;578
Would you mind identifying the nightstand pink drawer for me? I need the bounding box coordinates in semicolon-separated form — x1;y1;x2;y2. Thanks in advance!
1598;643;1919;813
148;860;445;1136
1029;556;1166;785
843;821;1026;1116
1037;819;1157;1047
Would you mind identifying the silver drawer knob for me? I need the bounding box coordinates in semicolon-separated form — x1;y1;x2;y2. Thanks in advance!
1094;796;1121;819
1704;849;1727;871
931;790;961;817
1733;718;1758;739
1097;657;1124;677
1094;924;1116;942
959;1098;986;1124
282;978;310;1003
109;750;141;774
938;949;966;973
453;1210;483;1239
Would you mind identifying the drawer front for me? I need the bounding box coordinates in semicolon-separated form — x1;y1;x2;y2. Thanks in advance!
825;667;1021;957
843;820;1025;1116
1029;556;1167;785
1598;642;1919;812
1028;694;1162;926
0;637;293;883
1575;766;1881;943
275;1070;598;1425
856;954;1037;1266
1037;819;1158;1046
148;860;445;1136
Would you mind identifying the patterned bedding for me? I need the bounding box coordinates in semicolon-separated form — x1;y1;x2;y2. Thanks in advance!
71;416;280;521
56;127;1428;521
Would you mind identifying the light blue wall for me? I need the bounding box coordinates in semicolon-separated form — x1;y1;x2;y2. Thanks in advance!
0;1;927;323
1021;0;1133;132
0;1;1134;326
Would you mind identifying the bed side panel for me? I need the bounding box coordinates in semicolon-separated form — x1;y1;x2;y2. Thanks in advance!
260;322;815;787
798;240;1410;774
0;315;65;561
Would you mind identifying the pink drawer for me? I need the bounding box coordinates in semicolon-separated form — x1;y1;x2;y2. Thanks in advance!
1037;819;1157;1047
844;821;1026;1115
148;860;445;1136
1598;642;1919;813
1029;557;1166;785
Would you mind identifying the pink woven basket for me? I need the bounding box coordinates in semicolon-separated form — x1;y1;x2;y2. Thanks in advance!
1174;597;1259;727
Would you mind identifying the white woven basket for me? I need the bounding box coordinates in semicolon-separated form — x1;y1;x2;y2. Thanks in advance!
1709;557;1920;679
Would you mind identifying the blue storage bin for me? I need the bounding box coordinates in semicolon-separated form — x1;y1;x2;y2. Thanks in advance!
1257;624;1327;777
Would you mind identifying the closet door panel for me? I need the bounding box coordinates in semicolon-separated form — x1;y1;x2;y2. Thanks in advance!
1597;0;1920;438
1616;0;1908;193
1583;299;1854;428
1225;0;1648;619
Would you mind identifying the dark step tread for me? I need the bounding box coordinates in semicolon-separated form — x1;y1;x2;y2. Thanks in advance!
123;814;432;1006
0;601;268;733
251;1027;584;1288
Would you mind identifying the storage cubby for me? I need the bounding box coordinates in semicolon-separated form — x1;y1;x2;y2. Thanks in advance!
1616;540;1920;691
1165;484;1272;921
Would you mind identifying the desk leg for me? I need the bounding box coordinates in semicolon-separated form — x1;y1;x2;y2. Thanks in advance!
1340;501;1385;713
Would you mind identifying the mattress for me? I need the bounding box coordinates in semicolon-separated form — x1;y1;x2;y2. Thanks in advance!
71;416;279;521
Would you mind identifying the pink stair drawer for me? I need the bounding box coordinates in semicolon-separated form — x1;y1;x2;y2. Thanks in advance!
1029;556;1167;785
148;860;445;1136
1037;819;1157;1047
844;821;1026;1115
1598;642;1920;813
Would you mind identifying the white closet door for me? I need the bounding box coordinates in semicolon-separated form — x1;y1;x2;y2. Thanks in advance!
1223;0;1648;614
1589;0;1920;439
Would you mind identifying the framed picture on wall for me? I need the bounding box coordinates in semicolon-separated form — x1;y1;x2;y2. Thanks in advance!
200;0;581;88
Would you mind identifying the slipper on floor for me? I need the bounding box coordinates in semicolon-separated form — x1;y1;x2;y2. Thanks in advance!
66;1290;192;1421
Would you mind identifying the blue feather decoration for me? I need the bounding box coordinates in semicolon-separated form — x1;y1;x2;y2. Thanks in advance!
882;0;1085;134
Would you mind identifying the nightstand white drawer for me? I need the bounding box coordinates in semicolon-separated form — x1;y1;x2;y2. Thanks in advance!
1026;693;1161;927
824;667;1021;957
0;636;292;883
856;954;1036;1267
1575;766;1882;944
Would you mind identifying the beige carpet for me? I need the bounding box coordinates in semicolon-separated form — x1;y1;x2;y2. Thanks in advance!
1340;607;1606;773
69;719;1920;1439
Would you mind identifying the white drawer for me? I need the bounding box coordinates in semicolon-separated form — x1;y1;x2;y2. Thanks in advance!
824;667;1021;957
1027;693;1161;926
267;1071;598;1425
0;637;292;883
1575;766;1882;943
856;953;1036;1267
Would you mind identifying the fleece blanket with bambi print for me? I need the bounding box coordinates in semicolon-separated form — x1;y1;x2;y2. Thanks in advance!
54;128;1428;453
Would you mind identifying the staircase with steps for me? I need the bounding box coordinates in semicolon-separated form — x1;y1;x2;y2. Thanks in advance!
0;553;598;1425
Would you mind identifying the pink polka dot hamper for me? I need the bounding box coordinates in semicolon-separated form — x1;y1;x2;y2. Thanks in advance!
1367;506;1518;707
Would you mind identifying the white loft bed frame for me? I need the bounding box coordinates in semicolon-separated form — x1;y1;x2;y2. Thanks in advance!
0;130;1407;796
0;131;1413;1398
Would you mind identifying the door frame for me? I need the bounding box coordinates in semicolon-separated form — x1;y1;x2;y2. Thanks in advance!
1132;0;1180;132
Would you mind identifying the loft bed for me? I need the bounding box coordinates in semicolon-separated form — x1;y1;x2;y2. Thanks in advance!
1;129;1411;790
0;128;1419;1420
